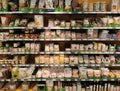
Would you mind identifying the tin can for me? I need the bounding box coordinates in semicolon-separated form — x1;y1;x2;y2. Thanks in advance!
100;2;106;11
89;3;93;12
83;0;88;12
94;2;100;12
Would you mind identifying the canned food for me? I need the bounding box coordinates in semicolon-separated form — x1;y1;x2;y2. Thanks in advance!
100;2;106;11
94;2;100;12
89;3;93;12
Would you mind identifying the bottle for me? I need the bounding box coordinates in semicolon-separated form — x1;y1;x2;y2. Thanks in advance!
72;83;77;91
77;83;81;91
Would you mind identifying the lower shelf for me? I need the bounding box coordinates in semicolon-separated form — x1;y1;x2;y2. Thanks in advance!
0;78;119;82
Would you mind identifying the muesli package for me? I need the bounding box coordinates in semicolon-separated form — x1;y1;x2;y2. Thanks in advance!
50;67;57;78
34;15;44;27
83;55;89;63
38;0;45;9
101;68;109;78
79;67;87;78
87;69;94;78
95;56;101;64
64;67;72;78
65;0;72;10
78;55;84;63
94;70;101;78
36;69;42;78
89;56;95;64
72;69;79;78
39;55;45;64
42;68;50;78
45;0;54;9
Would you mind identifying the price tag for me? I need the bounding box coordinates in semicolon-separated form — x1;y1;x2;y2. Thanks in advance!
61;79;64;81
81;79;85;81
32;79;36;81
37;79;41;81
111;79;115;81
103;79;107;81
67;79;71;81
74;79;78;81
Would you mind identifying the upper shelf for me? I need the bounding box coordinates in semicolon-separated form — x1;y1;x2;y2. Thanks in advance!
0;12;120;14
1;27;120;30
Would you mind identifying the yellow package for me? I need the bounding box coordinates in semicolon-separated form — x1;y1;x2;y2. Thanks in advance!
30;0;37;8
54;55;59;64
11;67;19;78
59;54;64;64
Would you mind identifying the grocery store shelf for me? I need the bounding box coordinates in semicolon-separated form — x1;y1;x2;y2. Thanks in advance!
1;26;120;30
0;78;118;82
2;38;118;41
0;64;120;67
0;11;119;14
0;52;115;55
